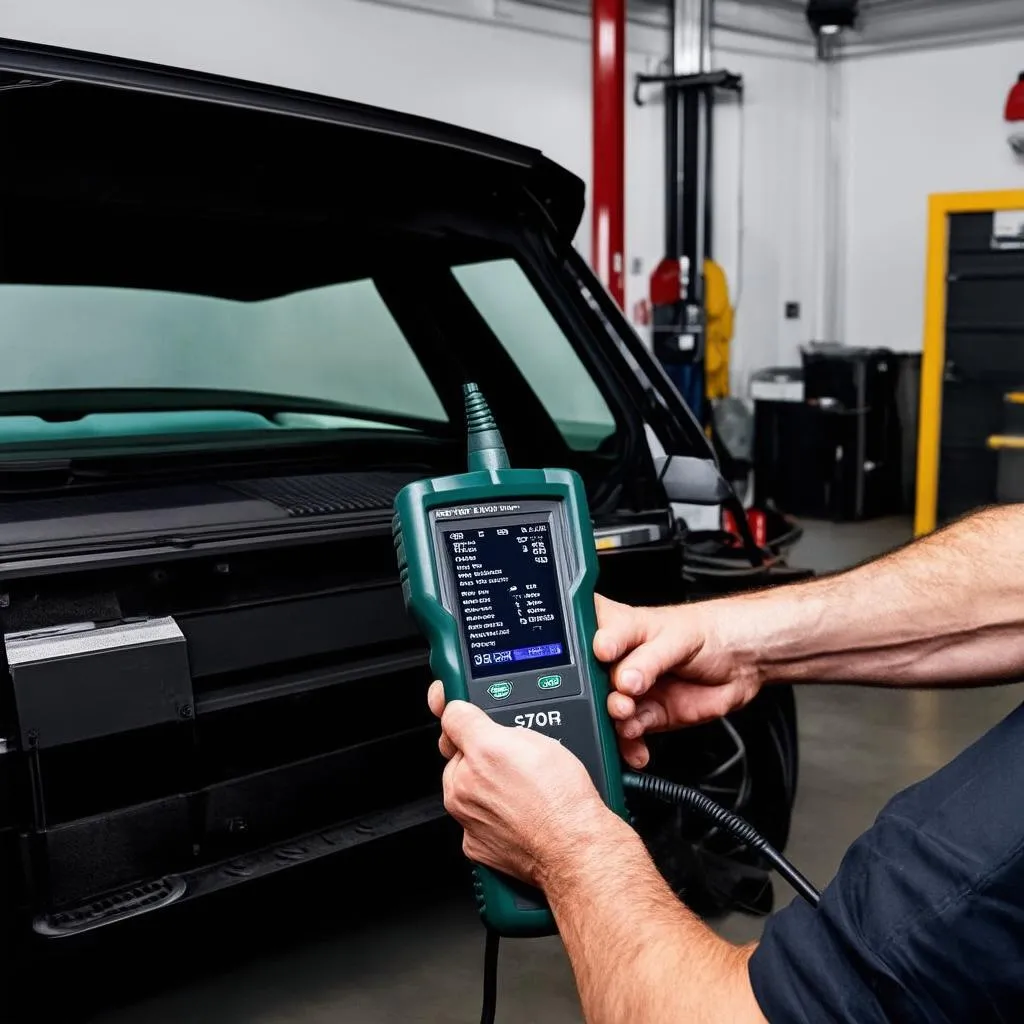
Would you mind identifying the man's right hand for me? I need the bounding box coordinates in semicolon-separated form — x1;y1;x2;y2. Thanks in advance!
593;595;764;769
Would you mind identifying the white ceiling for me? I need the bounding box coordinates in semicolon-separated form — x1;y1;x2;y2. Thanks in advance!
708;0;1024;54
769;0;978;8
846;0;1024;53
523;0;1024;54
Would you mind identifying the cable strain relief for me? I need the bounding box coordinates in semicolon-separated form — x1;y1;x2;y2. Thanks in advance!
464;382;498;433
463;382;509;472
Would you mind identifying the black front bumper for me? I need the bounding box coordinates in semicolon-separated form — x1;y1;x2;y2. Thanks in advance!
0;608;441;937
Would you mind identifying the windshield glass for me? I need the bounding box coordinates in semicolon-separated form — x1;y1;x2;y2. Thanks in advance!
453;259;615;452
0;279;446;438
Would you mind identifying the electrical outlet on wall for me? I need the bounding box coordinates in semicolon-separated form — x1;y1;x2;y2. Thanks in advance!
784;301;801;320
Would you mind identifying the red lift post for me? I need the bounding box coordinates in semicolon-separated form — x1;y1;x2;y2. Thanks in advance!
591;0;625;308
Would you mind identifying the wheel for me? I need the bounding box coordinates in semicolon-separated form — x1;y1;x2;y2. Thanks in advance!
629;685;799;918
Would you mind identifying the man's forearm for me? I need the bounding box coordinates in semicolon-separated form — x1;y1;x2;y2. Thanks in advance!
720;504;1024;689
541;813;766;1024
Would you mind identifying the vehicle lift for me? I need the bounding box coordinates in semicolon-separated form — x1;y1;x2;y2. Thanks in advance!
634;0;743;428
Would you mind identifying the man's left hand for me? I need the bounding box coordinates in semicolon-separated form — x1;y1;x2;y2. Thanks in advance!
428;680;615;888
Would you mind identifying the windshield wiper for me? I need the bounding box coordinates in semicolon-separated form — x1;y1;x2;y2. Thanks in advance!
0;388;445;435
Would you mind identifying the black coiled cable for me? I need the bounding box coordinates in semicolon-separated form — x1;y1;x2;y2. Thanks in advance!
480;927;499;1024
622;771;822;909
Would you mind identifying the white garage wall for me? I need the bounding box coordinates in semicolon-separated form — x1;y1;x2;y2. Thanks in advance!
841;38;1024;353
708;47;823;387
1;0;822;392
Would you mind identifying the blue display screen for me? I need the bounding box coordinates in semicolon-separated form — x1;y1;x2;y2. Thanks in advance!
443;520;570;680
513;643;564;662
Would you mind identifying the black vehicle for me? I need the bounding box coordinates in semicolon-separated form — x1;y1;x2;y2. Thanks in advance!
0;39;803;970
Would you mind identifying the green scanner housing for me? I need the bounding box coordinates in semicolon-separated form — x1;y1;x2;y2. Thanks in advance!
392;386;627;937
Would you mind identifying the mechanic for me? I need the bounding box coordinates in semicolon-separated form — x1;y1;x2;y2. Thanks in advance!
429;503;1024;1023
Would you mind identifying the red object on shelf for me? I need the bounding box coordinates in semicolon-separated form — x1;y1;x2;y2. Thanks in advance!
1006;73;1024;155
592;0;625;308
1005;72;1024;121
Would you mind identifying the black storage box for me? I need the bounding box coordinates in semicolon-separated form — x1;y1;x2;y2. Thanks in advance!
752;348;904;522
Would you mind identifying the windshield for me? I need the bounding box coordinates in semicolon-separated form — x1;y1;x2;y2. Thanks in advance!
0;260;616;452
0;76;621;460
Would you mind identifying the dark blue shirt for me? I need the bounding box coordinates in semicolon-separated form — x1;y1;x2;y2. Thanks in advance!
750;698;1024;1023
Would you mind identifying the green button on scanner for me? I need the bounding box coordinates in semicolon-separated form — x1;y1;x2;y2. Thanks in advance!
487;681;513;700
537;675;562;690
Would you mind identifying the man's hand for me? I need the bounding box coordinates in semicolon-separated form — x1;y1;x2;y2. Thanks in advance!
427;685;768;1024
428;681;616;887
594;595;763;769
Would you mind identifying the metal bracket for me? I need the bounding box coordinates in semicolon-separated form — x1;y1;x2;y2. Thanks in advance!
634;69;743;107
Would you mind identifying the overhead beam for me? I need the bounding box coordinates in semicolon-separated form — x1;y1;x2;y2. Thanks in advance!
844;0;1024;55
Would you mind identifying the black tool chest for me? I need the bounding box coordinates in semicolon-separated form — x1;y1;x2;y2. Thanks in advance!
938;213;1024;522
752;351;903;522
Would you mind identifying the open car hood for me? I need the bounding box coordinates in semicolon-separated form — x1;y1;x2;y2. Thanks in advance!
0;36;586;243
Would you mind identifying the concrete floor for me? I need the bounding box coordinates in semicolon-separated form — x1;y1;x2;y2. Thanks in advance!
42;517;1024;1022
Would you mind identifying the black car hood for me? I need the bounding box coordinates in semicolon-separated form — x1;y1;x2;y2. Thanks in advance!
0;36;585;243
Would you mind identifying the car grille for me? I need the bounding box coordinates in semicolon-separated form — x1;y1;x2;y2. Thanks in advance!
229;471;419;517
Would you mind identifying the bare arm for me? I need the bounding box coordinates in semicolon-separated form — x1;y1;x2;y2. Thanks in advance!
599;504;1024;768
542;813;766;1024
731;503;1024;688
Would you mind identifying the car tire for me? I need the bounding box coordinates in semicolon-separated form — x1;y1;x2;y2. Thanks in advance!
629;684;799;918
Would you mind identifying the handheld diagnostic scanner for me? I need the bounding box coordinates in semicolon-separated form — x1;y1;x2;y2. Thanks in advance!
392;383;627;937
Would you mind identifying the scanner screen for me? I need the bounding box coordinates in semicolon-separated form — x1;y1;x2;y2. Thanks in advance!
443;520;570;680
